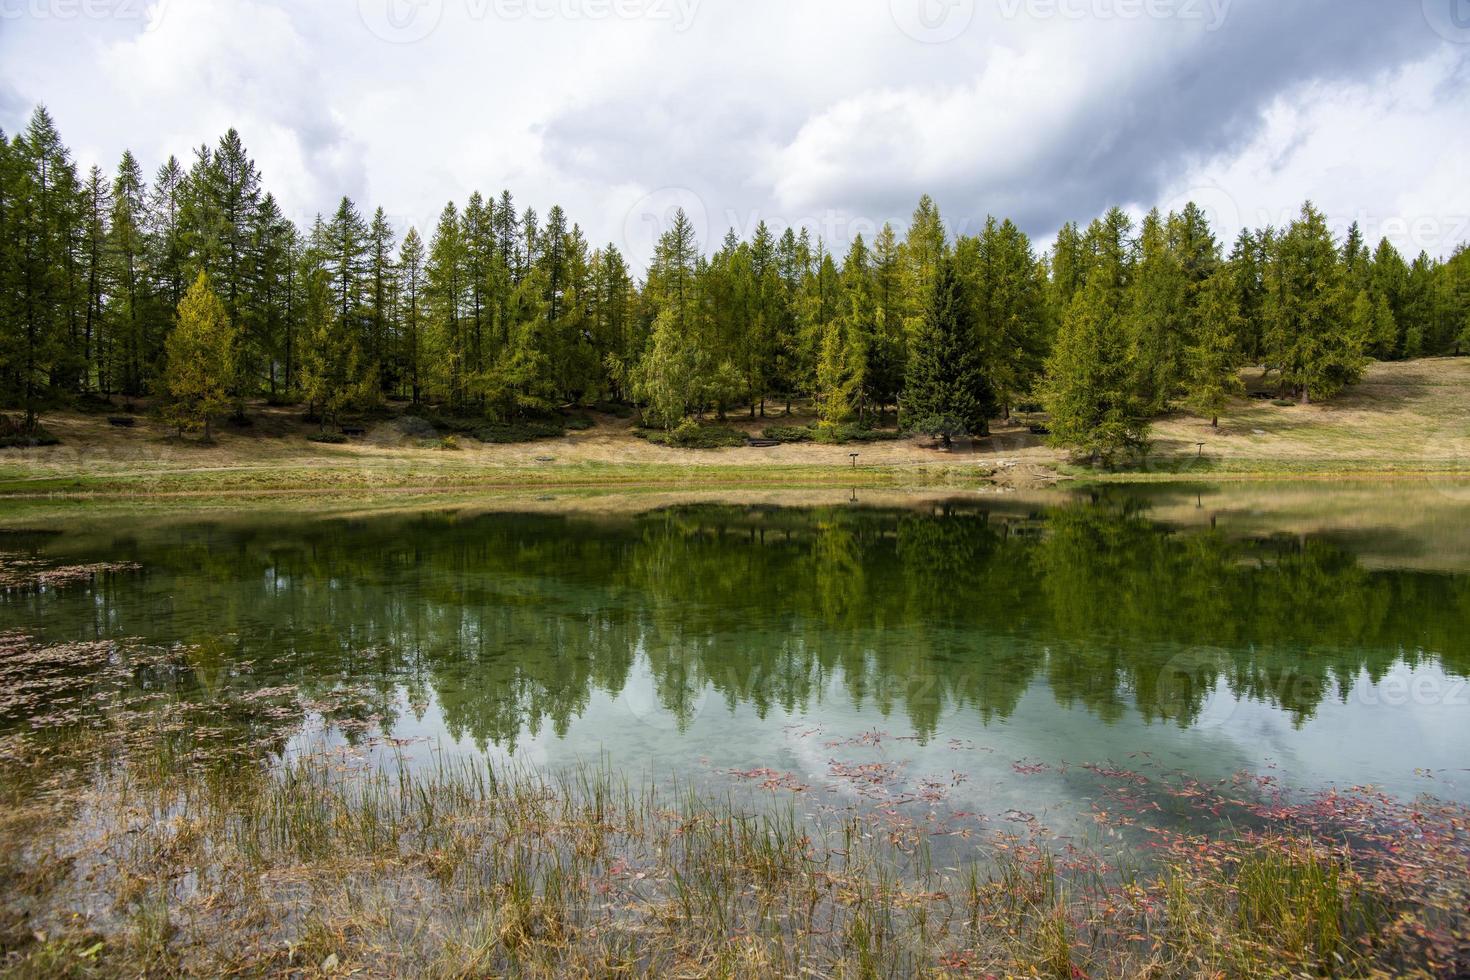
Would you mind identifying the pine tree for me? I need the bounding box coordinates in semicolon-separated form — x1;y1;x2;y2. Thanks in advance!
959;217;1049;419
1263;202;1365;402
297;265;366;429
631;307;695;429
1043;271;1148;464
108;151;150;395
9;107;82;429
397;227;426;403
366;207;396;391
1126;209;1187;413
163;272;236;440
1182;271;1245;427
425;203;467;409
903;257;995;447
901;195;947;339
80;164;111;391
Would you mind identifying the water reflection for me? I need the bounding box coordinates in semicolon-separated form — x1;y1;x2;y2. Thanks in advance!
5;495;1467;760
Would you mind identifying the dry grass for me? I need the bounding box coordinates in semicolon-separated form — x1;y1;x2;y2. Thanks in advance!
1139;357;1470;477
0;358;1466;507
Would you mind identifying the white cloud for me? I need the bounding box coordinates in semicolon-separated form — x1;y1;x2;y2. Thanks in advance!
1155;49;1470;258
0;0;1463;269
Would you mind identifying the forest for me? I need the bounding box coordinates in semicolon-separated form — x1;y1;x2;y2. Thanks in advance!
3;106;1469;459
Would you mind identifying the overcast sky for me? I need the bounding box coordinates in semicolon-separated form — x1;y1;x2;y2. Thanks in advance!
2;0;1468;269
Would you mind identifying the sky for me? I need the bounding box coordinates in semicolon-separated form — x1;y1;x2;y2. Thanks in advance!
2;0;1468;271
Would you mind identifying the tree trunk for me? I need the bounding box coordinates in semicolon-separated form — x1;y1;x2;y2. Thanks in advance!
1211;415;1219;428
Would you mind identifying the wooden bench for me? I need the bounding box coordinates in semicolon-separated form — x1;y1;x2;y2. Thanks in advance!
340;426;366;437
746;439;781;448
107;417;137;428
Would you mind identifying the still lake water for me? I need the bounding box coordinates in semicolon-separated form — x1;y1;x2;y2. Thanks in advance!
4;484;1469;839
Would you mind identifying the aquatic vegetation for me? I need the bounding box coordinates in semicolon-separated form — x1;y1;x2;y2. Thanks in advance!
0;630;1467;977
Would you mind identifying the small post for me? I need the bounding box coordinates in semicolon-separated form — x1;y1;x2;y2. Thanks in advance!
1196;442;1205;458
849;453;860;469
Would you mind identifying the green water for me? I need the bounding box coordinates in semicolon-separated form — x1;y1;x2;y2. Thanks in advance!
3;485;1469;835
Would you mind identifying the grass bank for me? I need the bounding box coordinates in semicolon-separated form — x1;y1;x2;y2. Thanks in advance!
0;358;1464;506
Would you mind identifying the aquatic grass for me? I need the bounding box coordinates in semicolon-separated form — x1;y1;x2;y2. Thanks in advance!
2;632;1469;976
5;734;1470;977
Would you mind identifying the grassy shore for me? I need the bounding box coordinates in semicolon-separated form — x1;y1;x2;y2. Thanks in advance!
0;358;1465;505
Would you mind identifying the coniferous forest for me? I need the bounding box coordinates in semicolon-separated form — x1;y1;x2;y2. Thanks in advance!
4;106;1469;460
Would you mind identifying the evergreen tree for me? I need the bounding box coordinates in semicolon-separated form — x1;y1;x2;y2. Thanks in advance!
297;265;366;429
903;257;995;447
163;272;236;440
1263;202;1365;402
80;164;111;390
631;307;696;429
397;226;426;403
366;207;396;390
108;151;150;395
1182;271;1245;427
1126;209;1187;414
9;107;81;429
425;203;468;409
1043;269;1148;464
959;217;1049;419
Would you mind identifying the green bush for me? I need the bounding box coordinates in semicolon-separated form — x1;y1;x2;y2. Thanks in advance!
1271;399;1296;408
307;432;348;445
474;419;567;444
761;425;814;443
0;416;60;448
565;415;595;431
818;424;905;445
640;421;747;449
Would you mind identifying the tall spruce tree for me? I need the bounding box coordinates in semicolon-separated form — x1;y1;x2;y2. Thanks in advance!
903;257;994;447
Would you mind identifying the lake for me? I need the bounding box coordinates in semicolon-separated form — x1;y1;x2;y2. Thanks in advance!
3;482;1469;846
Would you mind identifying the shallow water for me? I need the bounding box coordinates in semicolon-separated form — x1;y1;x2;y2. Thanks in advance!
3;484;1468;840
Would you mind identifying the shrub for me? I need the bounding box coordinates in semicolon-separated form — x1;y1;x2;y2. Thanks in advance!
1271;399;1296;408
439;435;461;451
474;419;566;444
565;415;595;432
307;433;347;445
640;421;747;449
0;416;60;448
818;424;906;445
761;425;814;443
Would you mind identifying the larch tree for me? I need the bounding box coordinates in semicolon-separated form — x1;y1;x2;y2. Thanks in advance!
297;265;366;429
1182;271;1245;428
1043;267;1149;464
163;272;237;441
397;226;426;404
1263;202;1366;403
